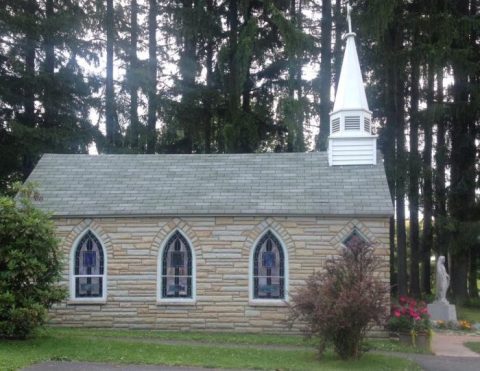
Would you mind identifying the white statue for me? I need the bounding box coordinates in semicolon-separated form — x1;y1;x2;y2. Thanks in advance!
435;256;450;304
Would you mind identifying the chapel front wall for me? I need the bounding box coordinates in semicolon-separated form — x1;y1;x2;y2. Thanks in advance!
49;216;390;333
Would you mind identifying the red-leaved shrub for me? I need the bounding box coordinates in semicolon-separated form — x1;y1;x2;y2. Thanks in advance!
289;240;388;359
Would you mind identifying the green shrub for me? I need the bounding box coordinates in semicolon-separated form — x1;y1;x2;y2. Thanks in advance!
0;183;65;339
289;240;389;360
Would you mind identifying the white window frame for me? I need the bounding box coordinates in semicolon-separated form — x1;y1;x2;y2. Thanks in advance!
69;229;107;304
249;229;288;306
157;229;196;305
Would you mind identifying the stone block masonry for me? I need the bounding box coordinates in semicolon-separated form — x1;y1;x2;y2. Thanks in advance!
49;216;390;333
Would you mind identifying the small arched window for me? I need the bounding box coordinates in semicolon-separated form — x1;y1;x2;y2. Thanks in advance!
161;231;193;298
73;231;105;299
253;231;285;300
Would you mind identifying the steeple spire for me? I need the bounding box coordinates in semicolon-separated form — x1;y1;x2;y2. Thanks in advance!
327;3;377;166
332;5;369;113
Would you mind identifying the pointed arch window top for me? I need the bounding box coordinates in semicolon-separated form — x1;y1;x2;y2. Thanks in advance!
342;228;368;249
160;231;193;299
72;230;106;300
252;231;285;300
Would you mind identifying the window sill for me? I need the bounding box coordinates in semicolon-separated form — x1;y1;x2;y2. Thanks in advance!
249;300;288;307
156;299;197;306
67;299;107;305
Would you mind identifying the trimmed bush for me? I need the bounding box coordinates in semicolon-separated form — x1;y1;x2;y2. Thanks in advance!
289;240;388;360
0;184;65;339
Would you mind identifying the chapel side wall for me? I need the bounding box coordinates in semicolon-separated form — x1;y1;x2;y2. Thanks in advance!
49;216;390;333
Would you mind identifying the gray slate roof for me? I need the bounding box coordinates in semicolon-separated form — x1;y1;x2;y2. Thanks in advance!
26;152;393;217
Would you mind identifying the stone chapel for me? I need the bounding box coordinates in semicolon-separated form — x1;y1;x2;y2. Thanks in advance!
26;14;392;333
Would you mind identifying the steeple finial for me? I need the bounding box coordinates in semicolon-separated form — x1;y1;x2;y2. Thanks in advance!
347;3;352;33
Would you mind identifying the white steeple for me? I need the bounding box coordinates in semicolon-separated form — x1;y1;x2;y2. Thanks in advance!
328;3;377;166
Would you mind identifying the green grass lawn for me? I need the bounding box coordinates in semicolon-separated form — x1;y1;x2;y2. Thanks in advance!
0;327;421;371
463;341;480;353
457;306;480;324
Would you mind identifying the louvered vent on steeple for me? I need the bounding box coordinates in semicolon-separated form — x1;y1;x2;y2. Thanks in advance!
327;3;377;166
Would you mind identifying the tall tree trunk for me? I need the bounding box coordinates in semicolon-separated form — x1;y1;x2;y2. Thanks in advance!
470;247;479;299
384;31;398;295
43;0;55;129
286;0;305;152
105;0;117;149
394;24;407;297
146;0;157;153
408;38;420;297
227;0;239;116
434;68;447;259
179;0;197;153
467;0;478;300
421;63;434;296
449;0;475;305
128;0;140;151
241;2;253;116
22;0;37;177
204;0;214;154
317;0;332;151
333;0;342;95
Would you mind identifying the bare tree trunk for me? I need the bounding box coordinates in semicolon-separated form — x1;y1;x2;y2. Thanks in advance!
146;0;157;153
204;0;214;154
391;21;407;297
43;0;55;128
317;0;332;151
421;63;434;296
128;0;140;151
105;0;118;149
22;0;37;177
408;37;420;297
434;68;447;259
449;0;475;305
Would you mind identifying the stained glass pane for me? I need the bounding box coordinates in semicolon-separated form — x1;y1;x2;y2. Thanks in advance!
75;277;102;297
253;231;284;299
262;251;276;268
74;231;105;299
83;251;96;268
75;231;104;275
171;251;184;267
161;231;193;298
343;229;368;248
164;276;189;297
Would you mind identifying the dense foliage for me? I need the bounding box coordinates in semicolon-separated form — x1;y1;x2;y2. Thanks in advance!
0;184;65;339
0;1;479;303
289;241;389;360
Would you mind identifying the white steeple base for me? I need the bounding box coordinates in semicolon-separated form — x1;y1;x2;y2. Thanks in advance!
328;136;377;166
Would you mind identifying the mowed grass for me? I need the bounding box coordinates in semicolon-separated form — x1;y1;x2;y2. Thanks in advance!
0;327;421;371
457;306;480;324
48;326;316;346
464;341;480;354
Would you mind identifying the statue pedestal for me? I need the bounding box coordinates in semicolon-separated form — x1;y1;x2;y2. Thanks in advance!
427;301;457;322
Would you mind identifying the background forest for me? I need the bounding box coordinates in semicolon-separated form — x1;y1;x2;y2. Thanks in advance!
0;0;479;304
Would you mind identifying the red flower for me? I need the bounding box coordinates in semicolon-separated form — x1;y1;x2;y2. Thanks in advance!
394;310;401;318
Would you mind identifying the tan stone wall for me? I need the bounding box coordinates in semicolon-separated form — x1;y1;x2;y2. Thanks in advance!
49;216;390;333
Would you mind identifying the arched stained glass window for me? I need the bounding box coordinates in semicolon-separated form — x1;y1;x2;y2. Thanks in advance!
253;231;285;299
161;231;193;298
74;231;105;298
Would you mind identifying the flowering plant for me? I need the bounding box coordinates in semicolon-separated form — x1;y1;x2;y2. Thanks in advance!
387;296;431;334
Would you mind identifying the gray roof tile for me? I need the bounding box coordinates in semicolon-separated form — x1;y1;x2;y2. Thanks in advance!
26;152;393;217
